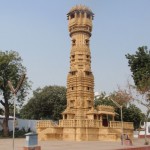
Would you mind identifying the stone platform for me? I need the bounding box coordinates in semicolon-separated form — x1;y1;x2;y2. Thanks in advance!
37;120;133;141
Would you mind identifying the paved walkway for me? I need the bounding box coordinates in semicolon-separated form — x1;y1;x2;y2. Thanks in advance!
0;138;150;150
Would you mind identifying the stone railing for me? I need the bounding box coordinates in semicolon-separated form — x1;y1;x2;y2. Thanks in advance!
37;120;133;129
123;122;134;129
37;120;58;128
59;119;102;128
109;121;133;129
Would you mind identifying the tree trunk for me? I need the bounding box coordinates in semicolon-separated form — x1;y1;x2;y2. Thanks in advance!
144;114;149;145
3;102;9;137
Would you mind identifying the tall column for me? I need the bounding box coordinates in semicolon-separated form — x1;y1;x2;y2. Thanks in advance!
66;5;94;119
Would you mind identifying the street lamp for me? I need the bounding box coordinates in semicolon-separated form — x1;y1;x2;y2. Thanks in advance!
109;98;124;145
8;74;26;150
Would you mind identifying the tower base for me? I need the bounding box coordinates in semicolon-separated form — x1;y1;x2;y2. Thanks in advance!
37;119;133;141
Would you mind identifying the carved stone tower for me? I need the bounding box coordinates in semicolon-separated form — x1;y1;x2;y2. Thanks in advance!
64;5;94;119
37;5;134;141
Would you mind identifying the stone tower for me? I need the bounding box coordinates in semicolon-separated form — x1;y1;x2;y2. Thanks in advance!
64;5;94;119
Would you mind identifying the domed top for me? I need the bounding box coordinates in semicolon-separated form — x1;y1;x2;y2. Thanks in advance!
67;5;94;17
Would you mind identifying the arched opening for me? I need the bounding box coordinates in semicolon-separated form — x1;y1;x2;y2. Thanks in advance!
70;14;75;19
64;114;67;119
72;39;76;46
85;39;89;46
87;14;90;19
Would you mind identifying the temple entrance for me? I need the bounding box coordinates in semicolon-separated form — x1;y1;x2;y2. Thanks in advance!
102;118;108;127
64;114;67;119
102;115;108;127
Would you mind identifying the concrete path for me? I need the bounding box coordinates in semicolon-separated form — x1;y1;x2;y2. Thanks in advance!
0;138;149;150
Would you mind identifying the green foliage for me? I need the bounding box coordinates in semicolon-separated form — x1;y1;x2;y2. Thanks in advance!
126;46;150;93
0;128;30;138
120;104;144;130
147;117;150;122
0;50;31;105
20;85;67;121
0;50;31;136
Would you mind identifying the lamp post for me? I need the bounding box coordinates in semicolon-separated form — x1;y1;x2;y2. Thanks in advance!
8;74;26;150
12;93;16;150
110;98;124;145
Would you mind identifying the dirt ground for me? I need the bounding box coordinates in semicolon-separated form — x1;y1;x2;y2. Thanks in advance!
0;138;149;150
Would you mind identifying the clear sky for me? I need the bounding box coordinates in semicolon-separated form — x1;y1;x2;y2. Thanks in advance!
0;0;150;97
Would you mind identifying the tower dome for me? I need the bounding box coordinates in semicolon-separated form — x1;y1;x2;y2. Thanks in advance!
67;5;94;19
67;5;94;36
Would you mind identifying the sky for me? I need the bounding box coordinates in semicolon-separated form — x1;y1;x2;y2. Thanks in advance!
0;0;150;99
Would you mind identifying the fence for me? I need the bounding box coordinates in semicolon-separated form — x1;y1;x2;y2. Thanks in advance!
0;118;37;132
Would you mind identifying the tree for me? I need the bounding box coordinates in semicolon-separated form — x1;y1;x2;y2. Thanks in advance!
126;46;150;92
121;104;144;130
110;88;132;106
0;50;30;137
126;46;150;144
95;88;132;107
94;92;114;107
20;85;67;121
